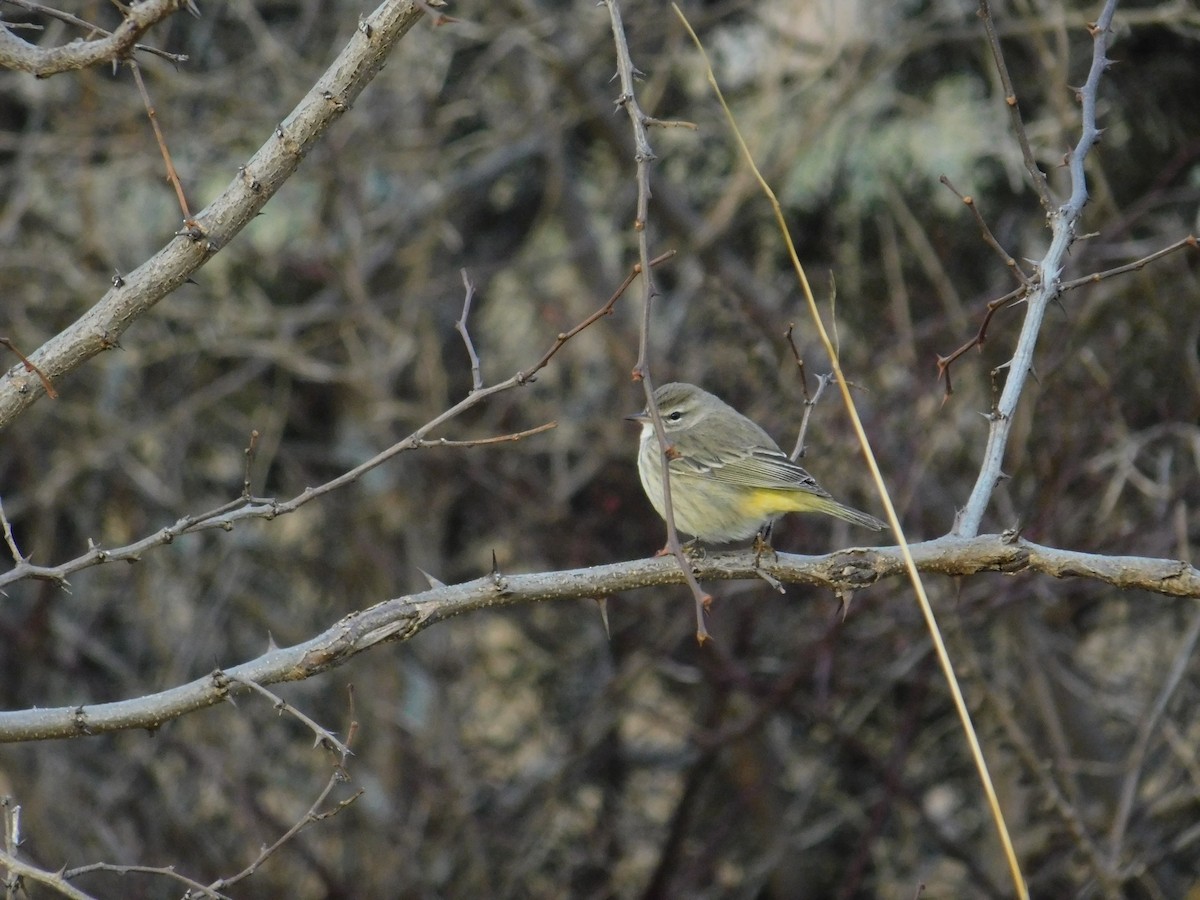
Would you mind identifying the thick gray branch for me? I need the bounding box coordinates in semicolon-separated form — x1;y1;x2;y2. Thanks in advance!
0;0;425;429
2;533;1196;743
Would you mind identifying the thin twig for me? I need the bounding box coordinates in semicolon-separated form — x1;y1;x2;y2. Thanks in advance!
413;422;557;448
940;175;1031;284
519;250;675;382
643;116;698;130
1059;234;1198;291
792;375;832;463
979;0;1054;210
206;771;361;894
57;861;224;899
0;497;24;564
1;0;101;33
0;0;187;64
935;234;1196;396
605;0;712;643
0;337;57;399
783;324;833;461
242;430;260;499
457;269;483;392
225;675;353;760
127;57;193;222
0;0;192;75
936;287;1028;398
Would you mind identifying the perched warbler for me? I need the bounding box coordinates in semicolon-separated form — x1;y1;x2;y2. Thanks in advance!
628;382;885;542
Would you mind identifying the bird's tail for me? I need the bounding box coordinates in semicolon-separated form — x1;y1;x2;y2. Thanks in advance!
816;498;887;531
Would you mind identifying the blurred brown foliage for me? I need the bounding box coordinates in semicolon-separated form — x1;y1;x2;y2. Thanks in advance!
1;0;1199;897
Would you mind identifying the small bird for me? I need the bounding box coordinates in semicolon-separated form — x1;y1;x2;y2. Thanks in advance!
627;382;885;543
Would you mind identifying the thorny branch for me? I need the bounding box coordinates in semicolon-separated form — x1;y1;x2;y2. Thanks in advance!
0;0;428;429
604;0;714;643
936;235;1197;397
0;688;362;896
956;0;1121;536
2;533;1199;743
226;676;353;760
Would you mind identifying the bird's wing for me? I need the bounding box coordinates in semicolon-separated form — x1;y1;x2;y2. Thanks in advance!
672;444;833;498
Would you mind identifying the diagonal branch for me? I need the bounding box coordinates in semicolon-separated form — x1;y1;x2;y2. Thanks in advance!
0;0;427;429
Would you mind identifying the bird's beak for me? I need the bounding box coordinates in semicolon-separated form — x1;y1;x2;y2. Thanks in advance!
625;410;650;424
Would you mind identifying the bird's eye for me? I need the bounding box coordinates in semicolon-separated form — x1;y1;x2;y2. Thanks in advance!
667;411;683;421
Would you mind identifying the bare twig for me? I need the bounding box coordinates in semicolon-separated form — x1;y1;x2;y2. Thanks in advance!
413;423;557;448
56;765;361;898
242;430;260;499
1058;234;1198;291
978;0;1054;210
519;250;674;383
0;0;189;64
0;497;24;565
783;326;833;462
128;57;193;222
642;116;698;130
0;0;190;75
208;770;362;894
0;337;57;399
936;286;1028;398
456;269;483;391
604;0;712;643
44;688;363;898
57;861;224;899
225;675;353;760
939;175;1031;285
936;235;1196;397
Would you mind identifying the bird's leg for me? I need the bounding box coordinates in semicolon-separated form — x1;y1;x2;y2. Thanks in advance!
752;531;784;592
656;537;705;558
752;529;776;566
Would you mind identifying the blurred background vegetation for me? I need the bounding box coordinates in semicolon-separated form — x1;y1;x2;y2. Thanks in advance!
1;0;1199;896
